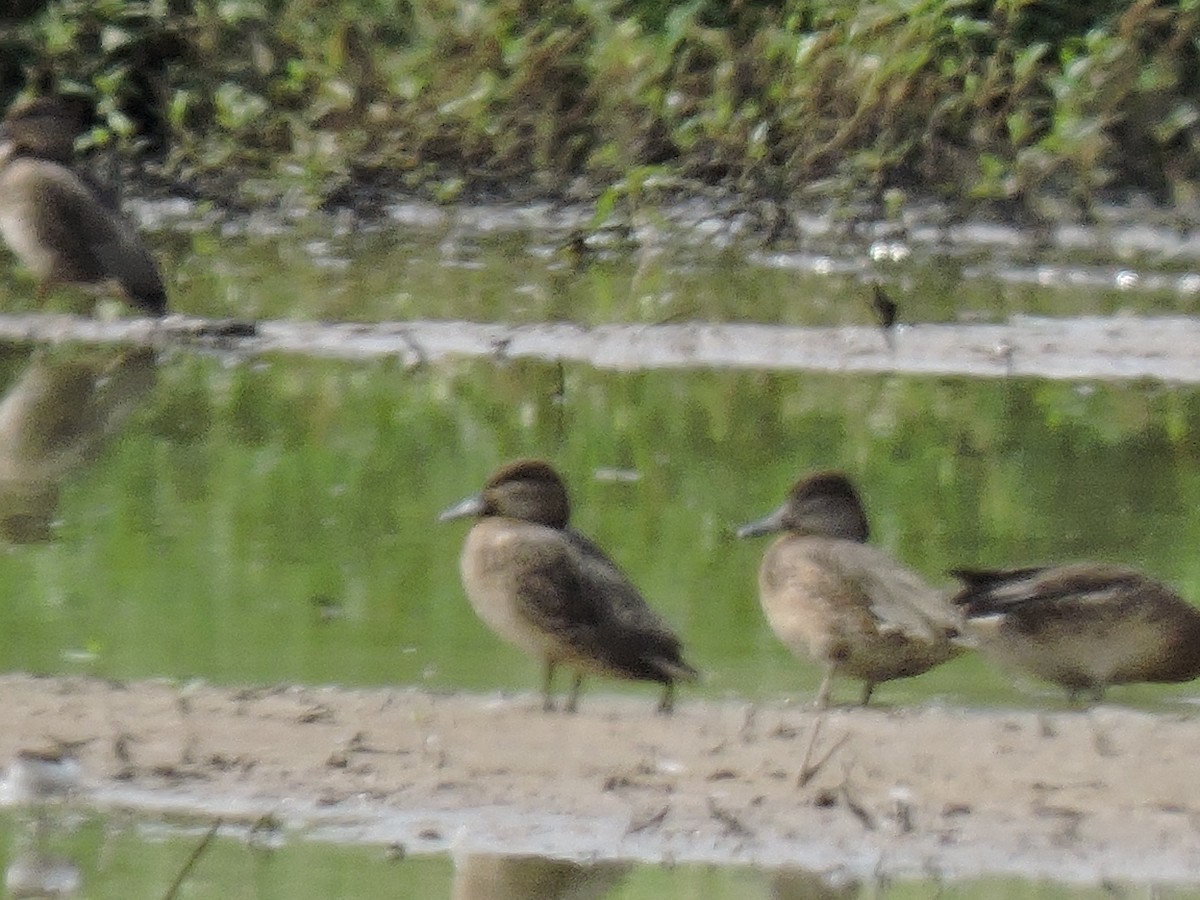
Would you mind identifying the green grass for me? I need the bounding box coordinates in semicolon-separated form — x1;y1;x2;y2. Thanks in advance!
4;0;1200;215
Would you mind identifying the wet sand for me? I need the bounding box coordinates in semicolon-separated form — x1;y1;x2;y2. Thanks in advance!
2;674;1200;884
4;312;1200;383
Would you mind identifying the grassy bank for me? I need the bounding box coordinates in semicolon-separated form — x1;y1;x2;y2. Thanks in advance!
3;0;1199;217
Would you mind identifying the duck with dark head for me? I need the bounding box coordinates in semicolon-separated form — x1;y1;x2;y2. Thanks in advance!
951;563;1200;703
0;95;166;316
738;471;962;708
439;459;698;713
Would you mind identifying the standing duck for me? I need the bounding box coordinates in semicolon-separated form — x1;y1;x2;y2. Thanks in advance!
439;459;698;713
0;97;166;316
951;563;1200;702
737;472;961;707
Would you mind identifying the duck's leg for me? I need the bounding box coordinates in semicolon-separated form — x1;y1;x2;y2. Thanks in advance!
564;671;584;713
542;660;557;712
859;680;875;707
1065;682;1105;708
656;682;675;715
814;664;836;710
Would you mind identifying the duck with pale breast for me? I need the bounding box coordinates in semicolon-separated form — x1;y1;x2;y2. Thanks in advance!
737;472;961;708
0;97;166;316
951;563;1200;703
439;459;698;713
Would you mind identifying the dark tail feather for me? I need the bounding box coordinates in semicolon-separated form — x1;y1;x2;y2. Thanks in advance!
949;566;1046;617
131;286;168;317
949;566;1047;593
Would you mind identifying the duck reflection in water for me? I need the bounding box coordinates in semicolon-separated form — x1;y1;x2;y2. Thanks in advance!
952;563;1200;703
768;865;859;900
2;747;85;899
737;472;962;708
452;853;628;900
0;346;157;543
440;459;698;713
0;96;167;316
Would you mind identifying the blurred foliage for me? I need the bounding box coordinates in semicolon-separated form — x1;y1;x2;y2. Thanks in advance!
4;0;1200;211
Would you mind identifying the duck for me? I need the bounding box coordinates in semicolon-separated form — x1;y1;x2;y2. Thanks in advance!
439;458;698;713
451;853;628;900
951;563;1200;702
0;96;166;316
737;471;961;707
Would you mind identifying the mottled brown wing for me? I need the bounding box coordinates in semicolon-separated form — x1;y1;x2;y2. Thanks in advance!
812;540;959;642
508;533;607;656
953;563;1153;622
31;164;164;308
565;529;697;681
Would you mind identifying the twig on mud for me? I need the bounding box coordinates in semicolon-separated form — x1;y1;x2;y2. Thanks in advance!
626;804;669;835
706;797;753;837
839;784;875;831
162;819;220;900
796;715;850;787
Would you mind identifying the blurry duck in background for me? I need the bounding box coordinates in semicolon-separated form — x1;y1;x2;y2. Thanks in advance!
737;471;962;708
439;458;699;713
0;96;166;316
451;853;628;900
952;563;1200;703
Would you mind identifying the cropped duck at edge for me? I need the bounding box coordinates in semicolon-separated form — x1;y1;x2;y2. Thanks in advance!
0;96;167;316
737;471;962;708
952;563;1200;702
439;459;698;713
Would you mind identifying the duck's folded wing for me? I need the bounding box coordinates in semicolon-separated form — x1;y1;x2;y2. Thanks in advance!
33;167;163;304
951;564;1151;619
565;529;698;681
818;541;959;641
510;537;606;651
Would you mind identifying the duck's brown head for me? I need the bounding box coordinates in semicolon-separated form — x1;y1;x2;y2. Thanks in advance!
0;96;90;165
438;458;570;528
737;471;869;542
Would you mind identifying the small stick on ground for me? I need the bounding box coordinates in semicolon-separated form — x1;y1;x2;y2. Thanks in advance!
839;783;875;830
797;714;850;788
626;804;669;835
706;797;752;837
162;819;221;900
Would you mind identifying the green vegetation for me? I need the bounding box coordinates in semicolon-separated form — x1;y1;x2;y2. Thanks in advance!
3;0;1200;216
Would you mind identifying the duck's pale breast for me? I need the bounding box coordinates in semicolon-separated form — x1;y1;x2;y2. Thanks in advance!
0;160;66;281
461;519;567;659
758;536;957;680
0;159;161;299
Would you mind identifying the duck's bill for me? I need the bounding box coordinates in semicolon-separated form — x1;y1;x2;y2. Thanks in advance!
735;505;787;539
438;493;486;522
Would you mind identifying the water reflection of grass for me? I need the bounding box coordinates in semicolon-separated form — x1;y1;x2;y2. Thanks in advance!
1;350;1199;711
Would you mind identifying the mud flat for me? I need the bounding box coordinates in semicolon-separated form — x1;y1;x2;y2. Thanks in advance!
3;313;1200;383
1;674;1199;884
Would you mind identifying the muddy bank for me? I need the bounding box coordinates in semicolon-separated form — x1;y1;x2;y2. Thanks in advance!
2;675;1200;883
4;313;1200;383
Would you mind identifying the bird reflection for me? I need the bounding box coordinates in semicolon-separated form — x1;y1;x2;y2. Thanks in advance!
4;846;81;899
768;866;860;900
0;345;157;543
451;853;628;900
1;748;85;898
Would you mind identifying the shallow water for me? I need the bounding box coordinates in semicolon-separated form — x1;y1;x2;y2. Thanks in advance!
0;212;1199;710
0;805;1192;899
3;207;1200;887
